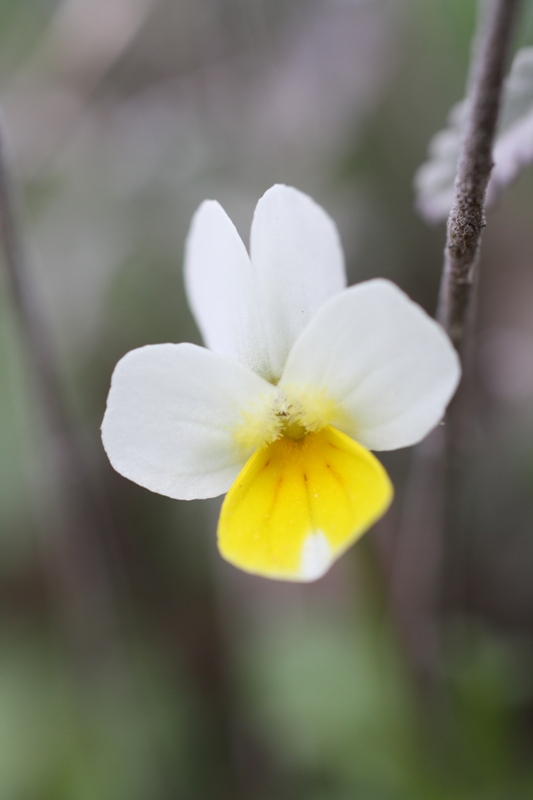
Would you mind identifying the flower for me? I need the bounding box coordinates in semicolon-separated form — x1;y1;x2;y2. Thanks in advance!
102;184;460;582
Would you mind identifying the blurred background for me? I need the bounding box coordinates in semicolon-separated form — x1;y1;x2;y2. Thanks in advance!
1;0;533;797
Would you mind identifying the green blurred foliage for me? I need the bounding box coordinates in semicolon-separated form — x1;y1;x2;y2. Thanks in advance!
239;616;422;798
0;632;193;799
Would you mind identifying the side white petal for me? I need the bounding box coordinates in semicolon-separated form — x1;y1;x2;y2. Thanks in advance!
101;343;276;500
280;280;461;451
184;200;271;379
250;184;346;379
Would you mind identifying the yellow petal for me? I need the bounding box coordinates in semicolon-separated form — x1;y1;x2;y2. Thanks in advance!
218;426;393;581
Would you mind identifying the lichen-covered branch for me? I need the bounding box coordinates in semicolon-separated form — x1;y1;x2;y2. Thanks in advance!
438;0;520;347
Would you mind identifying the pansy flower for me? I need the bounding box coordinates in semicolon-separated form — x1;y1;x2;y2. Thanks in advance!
102;185;460;581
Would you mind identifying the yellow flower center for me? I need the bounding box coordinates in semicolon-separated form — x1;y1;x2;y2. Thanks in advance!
233;384;346;452
219;385;393;581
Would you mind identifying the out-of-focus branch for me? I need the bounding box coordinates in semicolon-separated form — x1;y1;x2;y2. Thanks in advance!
0;116;74;454
0;115;121;665
388;429;447;685
438;0;520;348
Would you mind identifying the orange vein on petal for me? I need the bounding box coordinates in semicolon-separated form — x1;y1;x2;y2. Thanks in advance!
217;426;393;581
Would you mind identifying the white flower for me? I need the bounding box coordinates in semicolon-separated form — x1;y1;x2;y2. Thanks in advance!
102;185;460;582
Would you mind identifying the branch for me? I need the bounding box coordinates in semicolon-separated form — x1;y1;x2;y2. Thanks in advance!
0;113;122;664
0;115;76;451
438;0;520;348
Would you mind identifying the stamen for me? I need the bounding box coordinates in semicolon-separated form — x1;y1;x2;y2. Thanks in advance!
233;385;347;453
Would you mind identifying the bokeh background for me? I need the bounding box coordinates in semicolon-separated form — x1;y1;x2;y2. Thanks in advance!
2;0;533;798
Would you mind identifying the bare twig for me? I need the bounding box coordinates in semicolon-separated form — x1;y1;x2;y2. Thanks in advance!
438;0;520;348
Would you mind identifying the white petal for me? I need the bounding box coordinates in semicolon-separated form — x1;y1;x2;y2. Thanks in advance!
251;184;346;379
101;343;276;500
184;200;271;379
300;532;332;582
280;279;461;451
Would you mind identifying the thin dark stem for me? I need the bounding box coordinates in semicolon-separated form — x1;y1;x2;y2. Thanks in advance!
0;116;78;458
0;113;121;665
390;0;520;688
438;0;520;348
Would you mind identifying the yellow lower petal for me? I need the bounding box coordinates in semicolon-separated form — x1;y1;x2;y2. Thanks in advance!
218;425;393;582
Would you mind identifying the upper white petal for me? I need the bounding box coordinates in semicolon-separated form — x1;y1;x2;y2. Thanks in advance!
280;279;461;451
101;343;276;500
184;200;271;379
250;184;346;379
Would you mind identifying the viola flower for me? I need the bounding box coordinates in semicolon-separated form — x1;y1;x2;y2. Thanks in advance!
102;185;460;582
